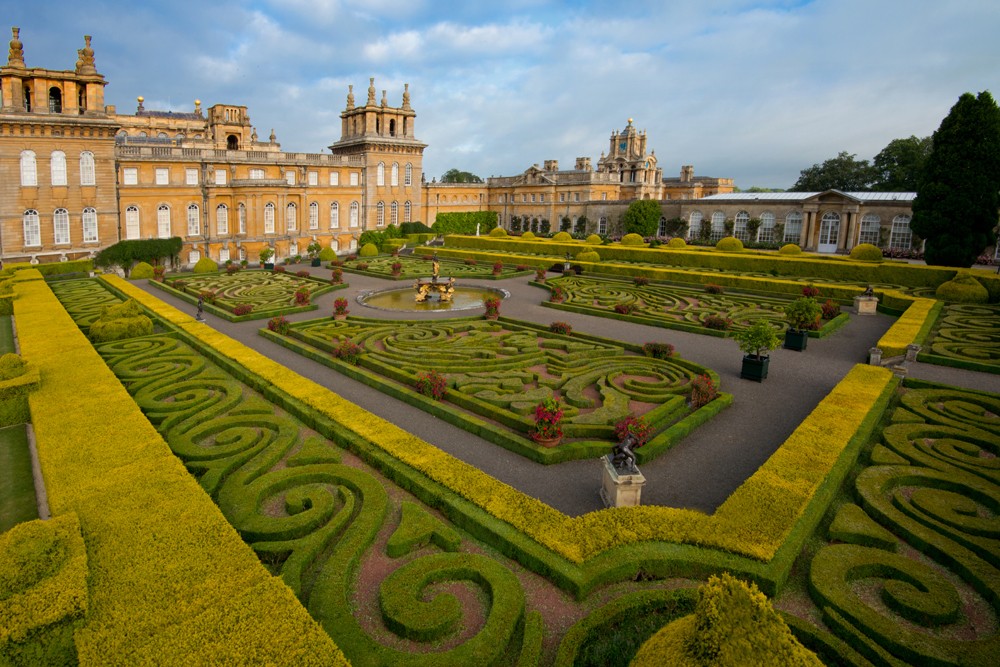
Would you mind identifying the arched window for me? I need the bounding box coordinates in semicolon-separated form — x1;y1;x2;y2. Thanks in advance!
688;211;703;239
227;135;239;150
759;212;776;243
391;163;399;187
376;162;385;186
82;207;98;243
20;150;37;187
238;203;247;234
657;216;667;237
404;200;412;223
710;211;726;241
187;204;201;236
330;202;340;229
733;210;750;241
784;211;803;244
23;210;40;246
50;151;67;186
54;208;70;244
859;214;881;246
349;201;359;228
598;216;609;235
22;84;31;112
286;203;297;231
389;119;396;137
79;151;95;186
264;203;275;233
125;205;140;240
889;215;912;250
309;202;319;230
404;163;412;187
376;201;385;227
157;205;172;238
48;86;62;113
216;204;229;235
390;201;398;225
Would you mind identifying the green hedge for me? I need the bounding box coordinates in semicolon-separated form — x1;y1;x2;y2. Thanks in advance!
432;211;498;235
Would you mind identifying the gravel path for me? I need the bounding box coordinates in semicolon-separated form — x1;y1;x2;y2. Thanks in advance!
130;268;998;516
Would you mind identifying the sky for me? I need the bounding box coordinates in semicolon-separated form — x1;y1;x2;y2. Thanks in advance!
4;0;998;189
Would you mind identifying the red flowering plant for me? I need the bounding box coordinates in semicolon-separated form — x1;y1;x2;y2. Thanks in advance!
296;270;310;278
153;265;166;282
530;397;564;443
821;298;841;320
233;303;254;316
549;321;572;335
330;268;344;284
492;261;504;275
614;302;636;315
642;342;675;359
705;283;724;294
690;374;718;409
549;286;566;303
332;339;362;365
802;284;820;298
199;289;217;305
414;370;448;400
267;316;290;335
633;276;649;287
613;414;653;447
464;258;478;266
274;265;287;273
483;295;501;319
356;262;369;271
333;297;350;317
226;263;240;275
391;261;403;276
535;268;547;281
294;288;311;306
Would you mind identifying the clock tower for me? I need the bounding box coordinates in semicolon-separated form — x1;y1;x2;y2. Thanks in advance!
596;119;662;199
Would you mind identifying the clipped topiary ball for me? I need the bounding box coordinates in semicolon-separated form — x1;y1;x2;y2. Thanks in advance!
192;257;218;273
935;273;989;303
488;226;508;238
849;243;884;262
585;234;603;245
359;242;379;257
520;231;537;240
575;250;600;263
779;244;803;255
716;237;744;252
318;246;336;261
667;237;687;248
551;231;572;242
130;261;155;279
621;233;645;246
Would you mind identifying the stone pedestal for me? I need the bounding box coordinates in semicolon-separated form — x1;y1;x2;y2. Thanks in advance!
600;456;646;508
854;295;878;315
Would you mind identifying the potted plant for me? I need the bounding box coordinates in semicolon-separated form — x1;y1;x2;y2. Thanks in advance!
783;297;822;351
258;245;275;269
734;320;780;382
530;397;564;447
306;240;323;267
333;297;349;319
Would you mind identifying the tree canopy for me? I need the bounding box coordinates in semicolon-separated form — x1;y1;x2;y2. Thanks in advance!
621;199;663;237
789;152;875;192
440;168;483;183
911;91;1000;267
871;135;932;192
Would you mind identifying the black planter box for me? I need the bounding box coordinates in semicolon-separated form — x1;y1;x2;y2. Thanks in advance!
741;355;770;382
783;329;809;351
311;258;321;267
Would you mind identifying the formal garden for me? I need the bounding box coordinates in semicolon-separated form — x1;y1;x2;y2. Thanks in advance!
338;253;536;280
1;238;998;665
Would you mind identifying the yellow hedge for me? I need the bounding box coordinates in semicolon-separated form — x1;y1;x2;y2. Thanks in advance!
14;279;347;666
107;276;896;567
875;292;938;357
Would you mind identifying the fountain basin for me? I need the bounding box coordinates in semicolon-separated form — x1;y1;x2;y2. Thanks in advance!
359;284;508;312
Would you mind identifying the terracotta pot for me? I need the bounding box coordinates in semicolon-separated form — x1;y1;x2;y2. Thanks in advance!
531;435;562;448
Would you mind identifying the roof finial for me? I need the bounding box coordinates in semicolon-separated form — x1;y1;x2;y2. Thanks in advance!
7;26;24;68
346;84;355;110
367;77;376;105
402;83;411;110
380;89;387;107
76;34;97;75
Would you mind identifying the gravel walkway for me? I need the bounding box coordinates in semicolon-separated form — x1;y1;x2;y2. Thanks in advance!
130;268;998;516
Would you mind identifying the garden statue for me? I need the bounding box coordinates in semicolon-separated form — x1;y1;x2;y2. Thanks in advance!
862;284;874;297
610;433;638;474
196;296;205;322
431;255;440;281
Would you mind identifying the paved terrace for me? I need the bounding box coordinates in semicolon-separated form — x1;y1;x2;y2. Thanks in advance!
131;269;999;516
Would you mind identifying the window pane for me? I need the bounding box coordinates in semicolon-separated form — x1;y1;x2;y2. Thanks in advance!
217;205;229;235
54;208;70;244
80;152;96;186
126;206;140;240
187;204;200;236
51;151;67;186
83;208;98;243
23;210;40;245
20;151;37;187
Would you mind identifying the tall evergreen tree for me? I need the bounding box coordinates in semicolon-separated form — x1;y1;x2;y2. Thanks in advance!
911;91;1000;267
621;199;662;237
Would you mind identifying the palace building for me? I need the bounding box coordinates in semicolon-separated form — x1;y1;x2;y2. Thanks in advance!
0;28;919;266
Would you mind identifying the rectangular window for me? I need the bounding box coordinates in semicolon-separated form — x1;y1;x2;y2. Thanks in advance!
329;172;340;186
530;194;535;203
158;207;171;238
308;171;318;186
83;209;98;243
498;194;505;203
215;170;227;185
238;206;247;234
522;194;527;203
216;206;229;235
125;207;140;240
574;193;580;202
598;217;608;235
601;193;607;201
187;206;200;236
155;168;169;185
559;193;565;202
784;220;802;245
186;168;199;185
309;204;318;230
250;168;265;180
54;210;70;244
539;194;545;203
286;171;296;185
79;153;96;186
264;206;275;233
219;247;230;263
290;242;299;257
123;167;138;185
330;204;340;228
350;172;359;186
286;205;297;231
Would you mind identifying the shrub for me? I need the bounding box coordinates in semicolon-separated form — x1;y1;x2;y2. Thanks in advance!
390;261;403;275
192;257;218;273
515;264;529;271
330;268;344;284
520;231;537;240
0;353;27;380
705;283;724;294
735;320;781;357
130;261;154;279
464;259;478;266
294;288;311;306
531;397;564;442
784;297;822;331
488;226;508;237
551;231;572;242
621;233;645;246
935;273;989;303
332;338;362;364
821;299;841;320
550;286;566;303
346;254;358;261
549;321;572;335
359;242;379;257
613;302;636;315
703;315;732;330
667;237;687;248
333;297;349;317
483;295;501;319
329;259;344;267
233;304;254;316
779;243;803;255
356;262;369;271
267;316;290;335
801;284;820;298
492;261;504;275
274;265;287;273
585;234;603;245
89;299;153;343
849;243;884;262
715;237;744;252
199;289;217;305
642;342;675;359
295;270;310;278
614;414;653;446
576;250;601;263
633;276;649;286
225;264;240;275
414;370;448;400
535;268;547;281
690;374;718;408
153;265;166;282
318;246;337;261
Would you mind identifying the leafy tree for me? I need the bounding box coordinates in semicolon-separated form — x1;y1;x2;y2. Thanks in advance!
789;152;875;191
911;91;1000;267
871;135;932;191
621;199;662;237
440;168;483;183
